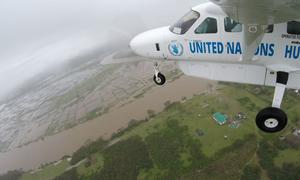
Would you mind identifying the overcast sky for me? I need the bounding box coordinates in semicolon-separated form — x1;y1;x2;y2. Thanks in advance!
0;0;204;100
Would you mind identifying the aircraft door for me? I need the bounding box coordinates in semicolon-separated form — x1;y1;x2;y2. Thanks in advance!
221;17;243;61
188;15;222;61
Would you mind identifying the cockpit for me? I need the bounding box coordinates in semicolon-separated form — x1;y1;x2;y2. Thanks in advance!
169;10;200;35
169;9;243;35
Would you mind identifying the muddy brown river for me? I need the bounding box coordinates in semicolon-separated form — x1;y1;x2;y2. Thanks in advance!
0;76;214;173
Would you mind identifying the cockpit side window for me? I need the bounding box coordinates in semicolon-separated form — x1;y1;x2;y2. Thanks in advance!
287;21;300;35
195;17;218;34
169;10;200;35
224;17;242;32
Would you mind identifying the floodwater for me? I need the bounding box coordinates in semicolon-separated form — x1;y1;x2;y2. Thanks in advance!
0;76;214;173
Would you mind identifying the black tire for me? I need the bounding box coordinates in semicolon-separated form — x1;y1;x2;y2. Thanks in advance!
153;73;166;86
256;107;287;133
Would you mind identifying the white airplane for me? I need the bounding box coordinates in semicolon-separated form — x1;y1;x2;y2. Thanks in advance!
109;0;300;133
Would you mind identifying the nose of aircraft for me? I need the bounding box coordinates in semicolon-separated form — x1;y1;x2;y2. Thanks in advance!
129;33;146;57
130;27;170;59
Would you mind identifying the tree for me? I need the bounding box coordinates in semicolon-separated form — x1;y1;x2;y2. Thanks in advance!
94;136;153;180
0;170;23;180
71;138;107;165
269;163;300;180
54;168;79;180
257;141;278;170
241;165;261;180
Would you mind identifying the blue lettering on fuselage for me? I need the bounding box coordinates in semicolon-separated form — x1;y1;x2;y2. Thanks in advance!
226;42;242;54
189;41;277;57
188;41;300;61
284;45;300;59
189;41;224;54
254;43;275;57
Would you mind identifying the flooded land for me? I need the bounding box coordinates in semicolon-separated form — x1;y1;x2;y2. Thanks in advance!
0;75;215;173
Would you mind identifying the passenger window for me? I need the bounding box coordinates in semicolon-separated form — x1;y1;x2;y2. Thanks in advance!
224;17;242;32
287;21;300;35
264;25;274;33
195;17;218;34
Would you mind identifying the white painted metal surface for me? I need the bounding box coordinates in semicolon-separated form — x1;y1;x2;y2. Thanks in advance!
130;2;300;89
272;83;286;108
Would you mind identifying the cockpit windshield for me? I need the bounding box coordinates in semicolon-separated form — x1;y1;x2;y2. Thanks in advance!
169;10;200;35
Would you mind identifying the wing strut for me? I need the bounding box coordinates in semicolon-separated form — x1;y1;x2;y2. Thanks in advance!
242;24;268;62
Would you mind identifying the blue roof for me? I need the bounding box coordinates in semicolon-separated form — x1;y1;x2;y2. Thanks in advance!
213;112;228;124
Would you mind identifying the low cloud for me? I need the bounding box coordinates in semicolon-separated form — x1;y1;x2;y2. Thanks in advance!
0;0;202;100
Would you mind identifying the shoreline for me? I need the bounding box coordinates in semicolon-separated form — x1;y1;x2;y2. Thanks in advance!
0;76;215;174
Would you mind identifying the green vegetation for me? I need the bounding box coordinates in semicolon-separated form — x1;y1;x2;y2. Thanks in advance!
77;153;104;178
0;170;23;180
20;160;68;180
241;165;262;180
70;138;107;165
257;139;300;180
183;134;257;180
142;120;208;179
16;83;300;180
54;168;79;180
93;136;153;180
274;149;300;166
111;119;147;139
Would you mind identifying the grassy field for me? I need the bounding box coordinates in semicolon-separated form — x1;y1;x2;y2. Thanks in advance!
17;83;300;180
274;149;300;167
20;160;69;180
77;153;104;178
123;85;263;157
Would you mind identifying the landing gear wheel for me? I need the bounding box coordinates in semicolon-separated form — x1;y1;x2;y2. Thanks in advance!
153;72;166;86
256;107;287;133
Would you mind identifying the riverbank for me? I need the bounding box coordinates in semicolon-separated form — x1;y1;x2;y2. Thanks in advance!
0;76;215;173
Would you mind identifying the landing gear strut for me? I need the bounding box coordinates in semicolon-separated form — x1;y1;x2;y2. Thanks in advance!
256;72;289;133
153;62;166;86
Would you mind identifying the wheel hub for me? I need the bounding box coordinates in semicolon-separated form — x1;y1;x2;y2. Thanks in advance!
156;77;161;83
264;118;279;128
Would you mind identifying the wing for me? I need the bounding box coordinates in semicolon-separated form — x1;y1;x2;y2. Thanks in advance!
209;0;300;62
210;0;300;25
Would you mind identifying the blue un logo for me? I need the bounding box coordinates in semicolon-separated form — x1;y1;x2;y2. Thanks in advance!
168;41;183;56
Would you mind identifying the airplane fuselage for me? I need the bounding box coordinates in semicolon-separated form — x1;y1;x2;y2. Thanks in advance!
129;1;300;133
163;23;300;70
130;3;300;89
